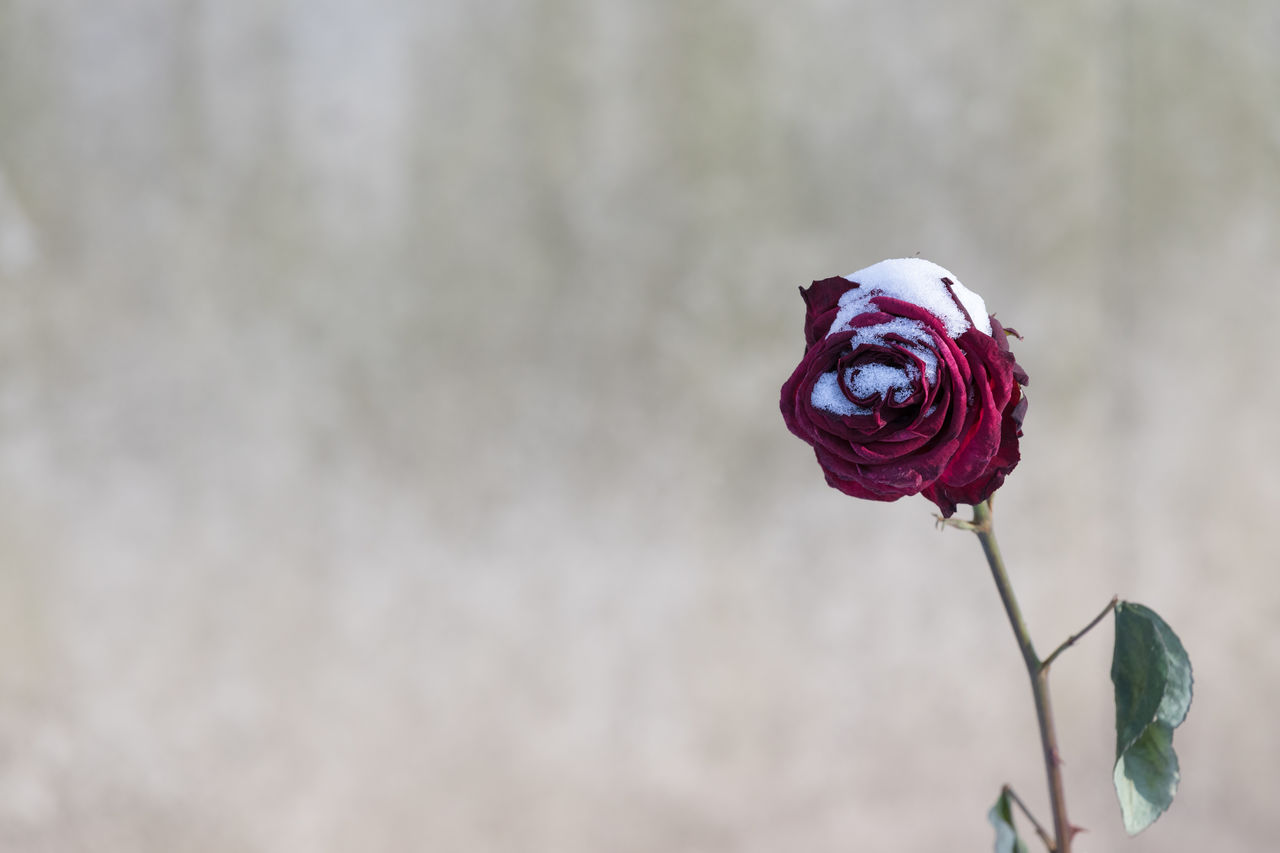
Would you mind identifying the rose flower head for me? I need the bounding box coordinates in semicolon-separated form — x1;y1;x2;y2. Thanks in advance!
780;258;1028;517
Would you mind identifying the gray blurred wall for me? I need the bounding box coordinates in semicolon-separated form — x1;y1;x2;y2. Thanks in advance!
1;1;1278;851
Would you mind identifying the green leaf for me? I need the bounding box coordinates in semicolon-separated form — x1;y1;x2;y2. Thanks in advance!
1110;602;1193;835
988;789;1030;853
1113;722;1178;834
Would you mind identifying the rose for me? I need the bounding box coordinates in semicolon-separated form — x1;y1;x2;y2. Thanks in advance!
780;258;1028;517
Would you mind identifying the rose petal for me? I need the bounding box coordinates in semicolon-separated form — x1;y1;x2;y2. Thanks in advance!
801;277;859;346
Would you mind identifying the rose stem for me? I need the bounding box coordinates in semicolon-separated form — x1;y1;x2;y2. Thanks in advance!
970;500;1070;853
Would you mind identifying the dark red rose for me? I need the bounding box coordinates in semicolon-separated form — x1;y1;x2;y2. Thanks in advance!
780;259;1028;517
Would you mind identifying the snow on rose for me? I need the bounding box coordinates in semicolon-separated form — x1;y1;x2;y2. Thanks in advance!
780;258;1028;517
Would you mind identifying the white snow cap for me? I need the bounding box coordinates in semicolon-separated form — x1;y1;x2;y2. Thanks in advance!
826;258;992;339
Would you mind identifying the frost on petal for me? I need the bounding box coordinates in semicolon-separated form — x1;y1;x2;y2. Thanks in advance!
846;361;917;403
827;258;992;339
810;370;865;416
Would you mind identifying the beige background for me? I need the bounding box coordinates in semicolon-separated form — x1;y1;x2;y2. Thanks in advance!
1;1;1278;850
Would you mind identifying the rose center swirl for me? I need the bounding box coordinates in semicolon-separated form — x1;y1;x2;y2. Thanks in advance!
812;348;929;416
838;352;918;406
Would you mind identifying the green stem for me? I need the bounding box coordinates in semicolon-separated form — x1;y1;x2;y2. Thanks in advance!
971;501;1071;853
1041;596;1119;672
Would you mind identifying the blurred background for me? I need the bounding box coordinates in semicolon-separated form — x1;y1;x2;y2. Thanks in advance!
1;1;1278;850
